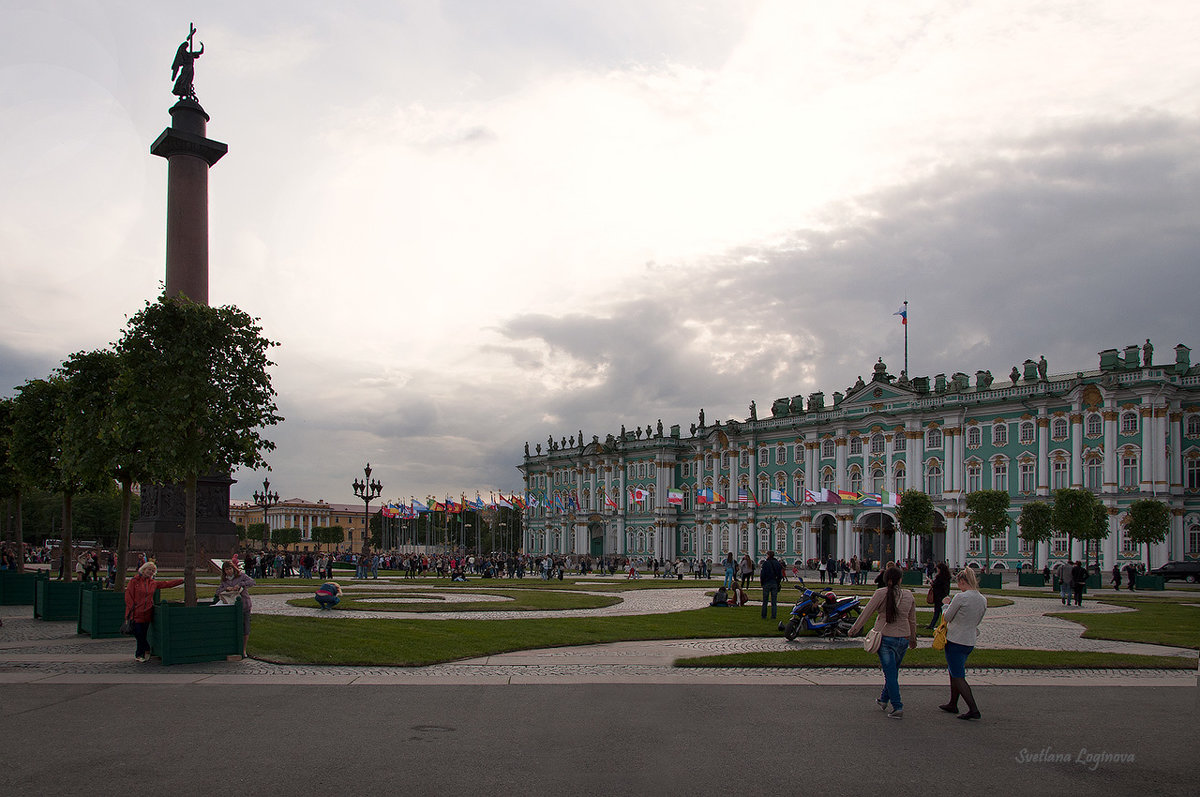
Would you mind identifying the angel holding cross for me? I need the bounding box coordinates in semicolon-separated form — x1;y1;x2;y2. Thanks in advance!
171;23;204;101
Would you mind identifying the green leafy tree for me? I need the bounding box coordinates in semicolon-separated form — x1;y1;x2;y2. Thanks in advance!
0;398;25;571
1124;499;1171;569
895;489;934;563
10;378;79;580
57;349;134;587
1017;501;1053;569
246;522;267;544
965;490;1011;569
112;296;282;606
271;527;301;548
1051;488;1101;563
1083;501;1111;570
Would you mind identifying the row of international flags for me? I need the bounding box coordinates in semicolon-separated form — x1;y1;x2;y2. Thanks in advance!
379;485;904;519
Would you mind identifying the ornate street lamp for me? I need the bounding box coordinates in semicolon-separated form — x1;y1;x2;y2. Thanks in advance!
252;477;280;549
352;463;383;557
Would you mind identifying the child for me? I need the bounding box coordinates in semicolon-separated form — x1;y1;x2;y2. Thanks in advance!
315;581;342;610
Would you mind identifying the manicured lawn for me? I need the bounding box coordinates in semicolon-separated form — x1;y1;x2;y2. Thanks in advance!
675;648;1196;669
250;608;785;666
285;588;621;612
1049;599;1200;650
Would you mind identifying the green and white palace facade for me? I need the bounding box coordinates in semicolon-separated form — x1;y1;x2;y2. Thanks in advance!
518;341;1200;570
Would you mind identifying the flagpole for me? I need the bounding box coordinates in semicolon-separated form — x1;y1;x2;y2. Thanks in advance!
903;299;909;376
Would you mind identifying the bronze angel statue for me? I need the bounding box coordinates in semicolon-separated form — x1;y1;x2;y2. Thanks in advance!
171;24;204;101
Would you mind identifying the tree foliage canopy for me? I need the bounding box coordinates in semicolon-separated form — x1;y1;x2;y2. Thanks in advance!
1017;500;1053;568
1125;499;1171;569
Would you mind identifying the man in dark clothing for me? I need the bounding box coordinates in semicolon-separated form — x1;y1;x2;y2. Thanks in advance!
1070;561;1088;607
760;550;785;619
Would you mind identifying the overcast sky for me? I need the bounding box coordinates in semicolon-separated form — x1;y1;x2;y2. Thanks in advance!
3;1;1198;505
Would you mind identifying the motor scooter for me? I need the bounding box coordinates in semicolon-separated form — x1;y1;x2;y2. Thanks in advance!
777;585;862;640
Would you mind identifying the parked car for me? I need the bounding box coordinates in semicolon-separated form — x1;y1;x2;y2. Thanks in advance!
1148;561;1200;583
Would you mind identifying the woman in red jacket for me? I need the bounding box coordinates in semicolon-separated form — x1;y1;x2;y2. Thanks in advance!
123;561;183;662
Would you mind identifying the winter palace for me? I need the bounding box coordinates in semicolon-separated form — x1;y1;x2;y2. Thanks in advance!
518;341;1200;570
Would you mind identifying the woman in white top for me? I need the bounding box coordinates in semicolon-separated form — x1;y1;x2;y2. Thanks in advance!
939;567;988;720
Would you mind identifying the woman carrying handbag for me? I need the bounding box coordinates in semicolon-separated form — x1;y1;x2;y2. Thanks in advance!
938;568;988;720
849;565;917;719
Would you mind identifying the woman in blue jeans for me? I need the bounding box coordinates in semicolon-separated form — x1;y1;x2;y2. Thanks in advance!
849;565;917;719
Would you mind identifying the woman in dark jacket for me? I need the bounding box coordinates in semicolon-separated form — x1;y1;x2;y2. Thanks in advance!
927;562;952;629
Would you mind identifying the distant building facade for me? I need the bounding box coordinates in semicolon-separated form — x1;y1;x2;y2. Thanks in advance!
230;498;369;552
518;342;1200;570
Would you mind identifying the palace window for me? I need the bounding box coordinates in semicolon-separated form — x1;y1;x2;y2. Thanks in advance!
1019;422;1035;445
681;462;691;478
893;463;906;493
1052;417;1069;440
925;462;943;497
992;536;1007;556
1188;524;1200;555
1086;457;1103;490
1186;459;1200;492
1019;536;1033;555
872;468;885;493
758;476;769;505
1121;528;1138;553
1120;412;1139;436
968;534;981;554
849;467;863;494
849;437;863;456
776;443;787;464
740;450;750;469
992;459;1009;492
793;522;804;555
1120;454;1139;490
793;471;806;498
1052;533;1067;555
966;463;982;494
758;447;769;467
927;427;943;449
775;524;787;552
638;462;646;479
822;468;835;491
1019;461;1036;494
1187;415;1200;438
966;426;981;448
992;423;1008;446
871;434;885;455
822;439;835;458
794;443;804;463
758;524;770;553
739;526;749;553
1086;414;1103;437
1052;459;1068;490
894;434;906;452
705;453;713;469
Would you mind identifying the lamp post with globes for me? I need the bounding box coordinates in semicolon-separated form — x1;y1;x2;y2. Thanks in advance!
352;463;383;558
253;477;280;552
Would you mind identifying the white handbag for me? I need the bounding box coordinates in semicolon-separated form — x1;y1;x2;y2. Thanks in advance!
863;625;882;653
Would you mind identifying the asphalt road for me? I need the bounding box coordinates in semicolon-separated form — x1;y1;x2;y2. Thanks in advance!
3;682;1195;796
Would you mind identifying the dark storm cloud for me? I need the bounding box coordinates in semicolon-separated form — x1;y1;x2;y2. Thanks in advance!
494;113;1200;447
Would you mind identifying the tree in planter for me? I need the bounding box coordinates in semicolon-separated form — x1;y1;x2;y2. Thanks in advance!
9;378;83;581
0;398;25;572
895;489;934;565
112;296;282;606
246;522;268;545
1124;499;1171;570
1083;501;1111;571
1017;501;1053;570
1051;489;1102;565
58;348;144;590
964;490;1011;570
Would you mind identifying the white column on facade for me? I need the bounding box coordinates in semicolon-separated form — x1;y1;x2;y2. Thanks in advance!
1070;408;1084;488
1169;509;1184;561
1101;505;1118;571
1036;411;1050;496
1153;407;1169;495
1140;405;1154;492
1036;540;1049;571
1169;409;1183;493
943;425;957;496
908;422;924;495
1102;406;1118;494
835;428;848;490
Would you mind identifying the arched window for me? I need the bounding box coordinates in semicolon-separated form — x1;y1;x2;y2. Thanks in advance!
1086;414;1103;437
1120;452;1139;489
1188;523;1200;555
1019;421;1035;445
1186;458;1200;492
740;450;750;468
871;468;885;493
758;447;769;466
1120;411;1139;436
1187;415;1200;438
927;427;943;449
893;462;906;492
992;458;1009;492
966;426;981;448
1019;460;1035;494
871;434;885;454
776;443;787;464
1052;459;1068;489
821;467;835;491
757;475;770;505
849;437;863;455
894;433;906;452
925;461;943;496
775;522;787;552
757;523;770;553
1052;418;1068;440
966;462;981;493
1086;456;1103;490
849;466;863;494
821;439;835;459
793;471;805;498
992;422;1008;446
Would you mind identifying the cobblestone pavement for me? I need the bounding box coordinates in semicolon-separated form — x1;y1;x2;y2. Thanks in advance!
1;587;1195;686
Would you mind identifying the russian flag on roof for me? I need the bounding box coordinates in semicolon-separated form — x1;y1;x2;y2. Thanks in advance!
893;303;907;325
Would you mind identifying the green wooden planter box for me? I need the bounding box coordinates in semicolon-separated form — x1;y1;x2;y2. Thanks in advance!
34;578;95;621
0;570;39;605
977;573;1003;590
150;598;244;665
1134;575;1165;591
901;571;924;586
1018;572;1046;587
77;587;128;638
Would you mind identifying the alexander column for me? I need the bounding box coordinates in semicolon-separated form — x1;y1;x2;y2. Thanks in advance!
129;25;237;565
